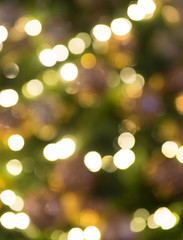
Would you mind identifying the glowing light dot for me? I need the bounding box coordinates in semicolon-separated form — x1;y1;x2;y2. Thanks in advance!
102;155;117;173
0;26;8;43
83;226;101;240
154;207;177;230
113;149;135;169
127;4;146;21
118;132;135;149
162;5;180;24
68;37;85;54
76;32;91;48
92;24;111;42
0;212;16;229
130;217;146;232
120;67;136;84
147;214;159;229
24;19;42;36
43;143;58;161
26;79;44;97
0;89;19;107
15;213;30;229
39;49;57;67
161;141;178;158
10;196;24;212
53;44;69;62
6;159;23;176
111;18;132;36
68;228;84;240
8;134;24;151
0;190;16;206
56;137;76;159
60;63;78;81
134;208;150;220
81;53;96;69
138;0;156;15
3;62;19;79
176;146;183;163
84;151;102;172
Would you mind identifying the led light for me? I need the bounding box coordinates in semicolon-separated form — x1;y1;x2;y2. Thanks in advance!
130;217;146;232
43;143;58;161
113;149;135;169
60;63;78;81
0;26;8;43
176;146;183;163
26;79;44;97
92;24;111;42
84;151;102;172
0;190;16;206
3;62;19;79
111;18;132;36
53;44;69;62
68;37;85;54
56;137;76;159
0;89;19;107
68;228;84;240
118;132;135;149
10;196;24;212
161;141;178;158
83;226;101;240
24;19;42;36
39;49;57;67
15;213;30;229
127;4;146;21
0;212;16;229
6;159;23;176
8;134;24;151
120;67;136;84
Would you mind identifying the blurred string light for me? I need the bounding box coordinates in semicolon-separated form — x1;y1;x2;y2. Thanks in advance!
68;37;85;54
6;159;23;176
3;62;19;79
60;63;78;81
120;67;136;84
153;207;178;230
53;44;69;62
176;146;183;163
118;132;135;149
131;209;149;232
0;190;16;206
22;79;44;98
83;226;101;240
92;24;111;42
8;134;24;151
113;149;135;169
110;18;132;36
68;228;84;240
101;155;117;173
43;137;76;161
130;217;146;232
127;0;156;21
39;49;57;67
162;5;180;24
84;151;102;172
10;196;24;212
42;69;59;86
24;19;42;36
76;32;91;48
147;214;159;229
0;212;30;230
81;53;96;69
0;89;19;108
161;141;178;158
0;25;8;43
